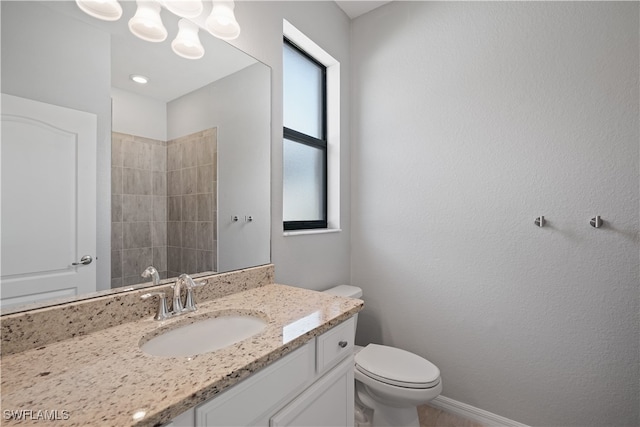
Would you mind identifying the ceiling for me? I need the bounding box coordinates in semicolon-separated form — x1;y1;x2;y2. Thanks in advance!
335;1;392;19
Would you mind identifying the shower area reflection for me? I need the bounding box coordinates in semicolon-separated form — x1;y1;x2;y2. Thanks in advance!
111;128;218;287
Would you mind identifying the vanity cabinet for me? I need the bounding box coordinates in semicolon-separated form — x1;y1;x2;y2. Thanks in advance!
270;356;354;426
166;316;356;427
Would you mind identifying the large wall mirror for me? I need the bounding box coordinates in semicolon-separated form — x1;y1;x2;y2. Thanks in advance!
1;1;271;313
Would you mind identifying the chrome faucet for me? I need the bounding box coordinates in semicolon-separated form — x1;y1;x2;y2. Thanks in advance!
142;272;206;320
141;266;160;285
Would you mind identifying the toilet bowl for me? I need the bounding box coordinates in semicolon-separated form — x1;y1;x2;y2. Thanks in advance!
323;285;442;427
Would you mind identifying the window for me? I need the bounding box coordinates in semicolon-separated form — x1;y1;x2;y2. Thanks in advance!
283;38;327;230
282;20;340;234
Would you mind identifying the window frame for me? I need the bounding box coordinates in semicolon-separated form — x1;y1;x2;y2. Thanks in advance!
283;37;328;231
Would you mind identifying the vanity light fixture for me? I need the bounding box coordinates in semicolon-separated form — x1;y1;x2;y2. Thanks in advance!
172;18;205;59
162;0;203;18
128;0;168;42
130;74;149;84
75;0;123;21
206;1;240;40
76;0;242;59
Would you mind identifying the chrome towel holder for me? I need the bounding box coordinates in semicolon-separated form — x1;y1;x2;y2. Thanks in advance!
590;216;603;228
533;216;604;228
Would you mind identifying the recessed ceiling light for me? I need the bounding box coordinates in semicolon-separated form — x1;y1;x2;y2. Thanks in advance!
130;74;149;84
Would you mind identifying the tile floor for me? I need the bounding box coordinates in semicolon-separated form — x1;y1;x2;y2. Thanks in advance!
418;404;485;427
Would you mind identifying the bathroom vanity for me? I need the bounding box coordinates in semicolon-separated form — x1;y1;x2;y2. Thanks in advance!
169;317;356;427
0;266;363;426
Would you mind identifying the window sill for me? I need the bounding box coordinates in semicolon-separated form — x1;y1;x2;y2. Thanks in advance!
283;228;342;237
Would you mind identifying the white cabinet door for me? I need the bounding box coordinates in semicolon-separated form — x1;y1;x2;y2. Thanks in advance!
1;94;97;308
196;341;315;426
270;356;354;427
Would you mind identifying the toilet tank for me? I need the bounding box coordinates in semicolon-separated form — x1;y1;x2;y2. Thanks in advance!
322;285;363;299
323;285;363;331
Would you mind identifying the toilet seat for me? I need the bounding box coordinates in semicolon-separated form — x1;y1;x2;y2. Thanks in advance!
355;344;441;389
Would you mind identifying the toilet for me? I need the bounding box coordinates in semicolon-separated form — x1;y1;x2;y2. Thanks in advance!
323;285;442;427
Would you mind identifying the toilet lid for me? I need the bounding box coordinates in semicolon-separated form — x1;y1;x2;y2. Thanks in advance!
355;344;440;389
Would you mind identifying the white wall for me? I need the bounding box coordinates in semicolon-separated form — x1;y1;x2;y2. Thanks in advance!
1;1;112;291
111;88;167;141
167;63;271;272
222;1;352;289
351;2;639;426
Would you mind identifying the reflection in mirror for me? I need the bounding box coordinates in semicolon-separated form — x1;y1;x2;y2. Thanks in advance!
0;1;270;312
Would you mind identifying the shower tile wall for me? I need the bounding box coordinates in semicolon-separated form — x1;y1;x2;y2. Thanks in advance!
111;129;217;288
111;133;167;287
166;128;217;278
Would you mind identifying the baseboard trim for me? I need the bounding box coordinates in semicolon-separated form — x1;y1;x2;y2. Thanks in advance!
428;395;529;427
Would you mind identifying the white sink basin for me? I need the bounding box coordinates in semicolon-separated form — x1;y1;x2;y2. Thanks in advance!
140;314;268;358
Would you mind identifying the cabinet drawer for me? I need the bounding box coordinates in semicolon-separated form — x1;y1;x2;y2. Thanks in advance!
316;316;356;374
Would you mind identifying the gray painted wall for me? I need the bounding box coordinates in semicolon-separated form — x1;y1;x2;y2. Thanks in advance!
111;88;167;141
351;2;639;426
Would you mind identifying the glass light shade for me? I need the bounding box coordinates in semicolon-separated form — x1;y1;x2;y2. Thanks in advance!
171;19;204;60
163;0;203;18
128;1;168;42
75;0;123;21
206;1;240;40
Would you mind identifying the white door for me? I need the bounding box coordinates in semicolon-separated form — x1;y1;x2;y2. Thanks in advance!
1;94;97;309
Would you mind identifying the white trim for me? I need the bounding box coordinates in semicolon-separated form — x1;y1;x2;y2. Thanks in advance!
283;20;338;67
284;229;342;237
428;396;530;427
283;19;341;230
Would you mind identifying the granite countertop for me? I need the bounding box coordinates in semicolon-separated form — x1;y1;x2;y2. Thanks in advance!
0;284;363;426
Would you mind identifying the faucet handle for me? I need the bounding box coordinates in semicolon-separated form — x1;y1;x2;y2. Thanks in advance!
141;292;170;321
185;285;208;311
184;280;208;311
177;273;197;288
195;279;207;287
178;274;205;312
170;283;185;314
184;289;197;312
